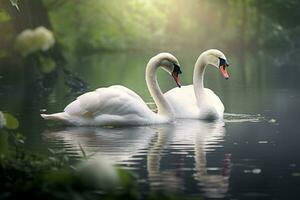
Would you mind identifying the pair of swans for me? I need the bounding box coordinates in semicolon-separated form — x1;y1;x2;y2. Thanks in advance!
41;49;229;126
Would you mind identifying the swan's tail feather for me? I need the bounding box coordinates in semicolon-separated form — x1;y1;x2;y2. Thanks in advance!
41;112;69;122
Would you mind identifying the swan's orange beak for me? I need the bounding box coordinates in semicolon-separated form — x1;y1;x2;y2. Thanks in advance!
172;71;181;88
219;65;229;80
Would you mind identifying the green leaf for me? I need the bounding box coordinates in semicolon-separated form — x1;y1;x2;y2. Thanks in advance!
3;113;19;130
15;132;26;144
0;9;11;22
38;57;56;74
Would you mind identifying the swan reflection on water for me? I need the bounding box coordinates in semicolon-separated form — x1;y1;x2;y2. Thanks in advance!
147;120;231;198
43;126;155;165
43;120;232;198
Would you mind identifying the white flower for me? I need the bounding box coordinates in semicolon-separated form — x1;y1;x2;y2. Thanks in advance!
15;26;55;56
34;27;55;51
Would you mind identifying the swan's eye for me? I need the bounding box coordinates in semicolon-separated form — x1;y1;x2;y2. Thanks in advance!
173;63;182;74
219;58;229;67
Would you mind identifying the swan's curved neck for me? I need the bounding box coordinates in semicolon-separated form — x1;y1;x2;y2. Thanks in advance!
146;59;173;119
193;54;209;108
193;54;207;94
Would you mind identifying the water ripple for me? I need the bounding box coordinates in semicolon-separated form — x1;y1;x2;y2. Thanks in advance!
43;119;231;197
224;113;265;122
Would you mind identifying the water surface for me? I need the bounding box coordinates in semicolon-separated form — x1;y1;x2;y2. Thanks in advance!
1;49;300;199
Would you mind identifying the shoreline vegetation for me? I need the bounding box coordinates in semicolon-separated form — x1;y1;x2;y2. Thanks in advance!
1;0;299;94
1;0;299;88
1;0;299;86
1;0;299;64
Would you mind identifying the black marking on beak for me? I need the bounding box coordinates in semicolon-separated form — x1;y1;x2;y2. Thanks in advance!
219;58;229;67
172;63;182;88
173;63;182;74
218;58;230;80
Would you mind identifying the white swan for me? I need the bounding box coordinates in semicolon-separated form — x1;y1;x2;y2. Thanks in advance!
164;49;229;120
41;53;182;126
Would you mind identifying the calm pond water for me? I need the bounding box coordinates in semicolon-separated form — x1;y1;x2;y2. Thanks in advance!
1;49;300;199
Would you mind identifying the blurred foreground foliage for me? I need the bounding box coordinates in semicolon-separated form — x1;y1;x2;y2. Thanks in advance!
0;112;198;200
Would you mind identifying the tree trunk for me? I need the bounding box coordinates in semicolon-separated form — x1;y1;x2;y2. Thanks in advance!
240;0;248;49
5;0;52;33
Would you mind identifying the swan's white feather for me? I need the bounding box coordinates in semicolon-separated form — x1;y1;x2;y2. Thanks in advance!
43;85;168;126
107;85;145;103
164;85;224;119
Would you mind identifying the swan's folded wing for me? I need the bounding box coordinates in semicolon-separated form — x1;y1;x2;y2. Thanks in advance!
65;87;153;119
64;91;98;117
106;85;145;104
